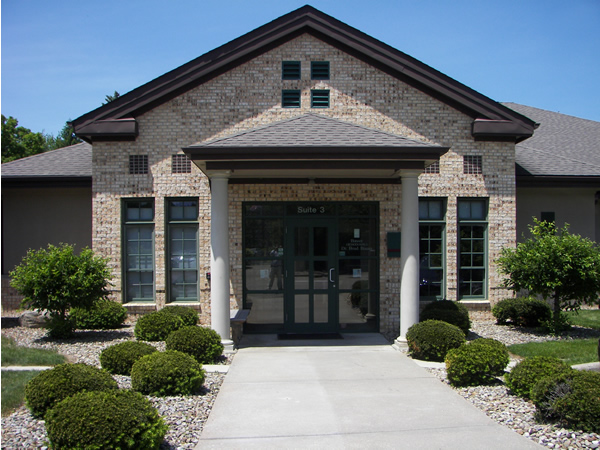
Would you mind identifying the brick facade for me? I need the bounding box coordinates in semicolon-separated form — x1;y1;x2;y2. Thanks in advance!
92;35;515;338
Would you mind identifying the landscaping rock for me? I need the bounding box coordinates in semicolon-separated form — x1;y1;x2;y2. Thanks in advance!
18;311;49;328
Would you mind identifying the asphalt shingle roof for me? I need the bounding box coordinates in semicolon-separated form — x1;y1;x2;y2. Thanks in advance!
196;114;439;149
1;142;92;178
504;103;600;177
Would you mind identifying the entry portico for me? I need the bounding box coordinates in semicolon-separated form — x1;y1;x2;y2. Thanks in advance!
184;114;448;342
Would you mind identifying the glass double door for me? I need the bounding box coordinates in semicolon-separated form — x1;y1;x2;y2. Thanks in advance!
284;218;337;333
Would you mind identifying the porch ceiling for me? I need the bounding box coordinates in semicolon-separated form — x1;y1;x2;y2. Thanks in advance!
183;114;448;182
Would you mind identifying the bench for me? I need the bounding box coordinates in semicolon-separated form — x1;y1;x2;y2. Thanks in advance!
230;309;250;345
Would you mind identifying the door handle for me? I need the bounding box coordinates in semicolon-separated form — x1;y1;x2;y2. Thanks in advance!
329;268;335;283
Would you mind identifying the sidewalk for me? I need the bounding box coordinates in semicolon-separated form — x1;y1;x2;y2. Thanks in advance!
196;334;543;449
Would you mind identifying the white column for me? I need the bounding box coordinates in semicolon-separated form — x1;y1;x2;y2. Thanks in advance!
210;172;233;346
395;171;421;346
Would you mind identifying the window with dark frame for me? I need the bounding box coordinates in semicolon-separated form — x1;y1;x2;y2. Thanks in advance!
419;198;446;300
123;199;155;302
540;211;556;223
457;198;488;299
463;155;482;175
167;199;199;302
282;61;301;80
311;61;330;80
172;154;191;174
129;155;148;174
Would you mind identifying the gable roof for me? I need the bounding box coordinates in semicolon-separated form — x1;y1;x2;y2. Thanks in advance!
71;6;535;143
1;142;92;187
504;103;600;186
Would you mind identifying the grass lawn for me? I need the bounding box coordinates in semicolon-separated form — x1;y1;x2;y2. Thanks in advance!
508;338;599;366
1;336;66;366
566;309;600;330
1;335;67;416
1;371;39;416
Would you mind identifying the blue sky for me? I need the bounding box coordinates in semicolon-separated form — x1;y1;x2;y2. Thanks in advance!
2;0;599;136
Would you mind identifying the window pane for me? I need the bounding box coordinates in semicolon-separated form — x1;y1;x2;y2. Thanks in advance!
245;219;283;256
246;293;284;324
458;202;471;219
471;201;485;220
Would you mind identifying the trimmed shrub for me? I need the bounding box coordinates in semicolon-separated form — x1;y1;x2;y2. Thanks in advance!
532;370;600;433
100;341;158;375
25;363;118;418
492;297;552;327
161;305;199;327
45;390;168;449
131;350;205;396
445;338;510;386
71;299;128;330
406;320;466;362
134;311;184;341
166;326;223;364
420;300;471;335
505;356;573;399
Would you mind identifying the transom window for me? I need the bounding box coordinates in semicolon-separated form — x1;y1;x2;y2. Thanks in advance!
458;198;488;298
123;199;154;302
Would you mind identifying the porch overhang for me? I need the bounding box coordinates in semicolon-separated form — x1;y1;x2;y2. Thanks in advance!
182;114;449;182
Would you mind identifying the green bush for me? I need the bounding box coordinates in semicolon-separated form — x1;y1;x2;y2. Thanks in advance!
45;390;168;449
9;244;111;338
492;297;552;327
131;350;205;396
445;338;509;386
406;320;466;362
134;311;184;341
166;326;223;364
420;300;471;335
100;341;158;375
161;305;199;327
504;356;574;399
25;363;118;418
532;370;600;433
71;299;128;330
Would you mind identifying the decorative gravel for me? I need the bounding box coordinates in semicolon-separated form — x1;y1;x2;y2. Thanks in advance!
1;323;230;449
2;313;599;449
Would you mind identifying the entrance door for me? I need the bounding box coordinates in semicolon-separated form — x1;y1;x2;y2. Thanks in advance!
284;218;337;333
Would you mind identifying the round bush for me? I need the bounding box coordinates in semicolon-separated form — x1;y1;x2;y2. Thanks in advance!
134;311;184;341
532;370;600;433
25;363;118;418
131;350;205;396
445;338;509;386
504;356;573;399
406;320;466;362
45;390;168;449
492;297;551;327
166;326;223;364
100;341;158;375
70;299;128;330
420;300;471;335
161;305;199;327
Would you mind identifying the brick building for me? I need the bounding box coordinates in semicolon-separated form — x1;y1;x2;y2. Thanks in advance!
4;7;596;344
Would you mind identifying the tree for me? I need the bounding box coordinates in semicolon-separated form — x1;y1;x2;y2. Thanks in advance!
46;121;82;150
10;244;112;338
497;219;600;333
1;115;47;163
103;91;120;105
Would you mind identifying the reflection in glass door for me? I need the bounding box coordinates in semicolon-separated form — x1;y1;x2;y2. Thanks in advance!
285;218;336;332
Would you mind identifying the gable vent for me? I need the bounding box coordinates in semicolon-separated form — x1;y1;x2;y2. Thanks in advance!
282;90;301;108
282;61;301;80
311;61;330;80
311;90;330;108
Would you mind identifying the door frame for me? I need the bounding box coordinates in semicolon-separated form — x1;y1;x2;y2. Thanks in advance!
284;217;338;333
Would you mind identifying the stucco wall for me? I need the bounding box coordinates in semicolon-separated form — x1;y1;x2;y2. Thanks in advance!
91;34;516;337
516;187;598;242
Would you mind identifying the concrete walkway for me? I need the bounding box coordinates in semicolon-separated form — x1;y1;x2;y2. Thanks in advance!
196;334;543;449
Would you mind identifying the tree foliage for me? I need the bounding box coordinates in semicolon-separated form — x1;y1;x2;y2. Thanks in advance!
103;91;120;105
1;115;47;163
10;244;112;338
45;121;82;150
497;219;600;332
